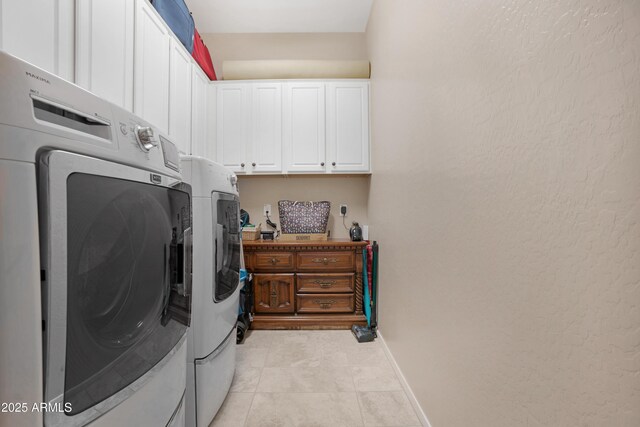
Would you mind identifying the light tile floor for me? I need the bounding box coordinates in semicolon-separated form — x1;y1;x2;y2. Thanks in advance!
210;330;422;427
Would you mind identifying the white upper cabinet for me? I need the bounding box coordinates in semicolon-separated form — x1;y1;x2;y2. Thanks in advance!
215;80;370;174
283;82;326;173
134;0;170;133
168;38;192;154
251;83;282;173
216;82;283;174
326;82;370;173
76;0;134;110
191;66;209;158
0;0;74;81
216;84;251;173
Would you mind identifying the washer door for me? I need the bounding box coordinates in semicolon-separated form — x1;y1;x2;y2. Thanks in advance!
213;192;241;302
40;151;192;426
64;173;189;414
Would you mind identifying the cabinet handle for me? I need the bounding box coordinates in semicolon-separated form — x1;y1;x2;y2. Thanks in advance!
311;257;338;265
312;280;336;288
314;299;336;309
240;163;245;168
252;162;256;167
332;162;336;166
270;286;278;307
270;258;280;265
321;162;325;166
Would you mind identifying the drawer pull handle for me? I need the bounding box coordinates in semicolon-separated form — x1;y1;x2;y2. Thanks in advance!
312;280;336;288
270;290;277;306
314;299;336;309
311;257;338;265
270;258;280;265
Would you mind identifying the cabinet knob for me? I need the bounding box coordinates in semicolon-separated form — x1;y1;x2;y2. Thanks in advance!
252;162;256;167
332;162;336;166
240;163;245;168
321;162;325;166
270;258;280;265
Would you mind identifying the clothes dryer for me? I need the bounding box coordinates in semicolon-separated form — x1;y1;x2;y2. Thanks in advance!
181;156;241;427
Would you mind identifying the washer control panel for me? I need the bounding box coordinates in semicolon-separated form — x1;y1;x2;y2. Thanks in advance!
134;125;158;152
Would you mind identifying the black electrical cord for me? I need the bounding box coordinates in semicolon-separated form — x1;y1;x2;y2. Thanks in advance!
266;212;278;230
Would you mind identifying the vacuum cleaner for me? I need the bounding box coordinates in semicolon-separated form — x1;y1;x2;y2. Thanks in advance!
352;241;378;343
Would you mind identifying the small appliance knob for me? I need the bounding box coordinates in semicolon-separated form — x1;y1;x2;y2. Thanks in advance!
135;126;158;152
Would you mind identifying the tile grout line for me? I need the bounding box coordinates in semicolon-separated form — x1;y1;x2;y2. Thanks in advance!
241;390;257;427
241;332;274;427
244;346;267;426
350;355;368;427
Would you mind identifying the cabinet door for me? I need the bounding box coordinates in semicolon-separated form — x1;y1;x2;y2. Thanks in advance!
205;83;218;161
251;83;282;173
254;274;295;314
216;84;251;173
134;0;170;133
76;0;134;110
283;82;326;173
326;82;370;173
0;0;73;80
190;66;209;158
168;38;192;154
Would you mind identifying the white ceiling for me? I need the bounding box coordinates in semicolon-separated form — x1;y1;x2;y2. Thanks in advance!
185;0;373;33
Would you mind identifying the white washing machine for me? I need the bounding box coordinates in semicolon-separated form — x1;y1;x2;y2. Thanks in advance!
0;51;192;427
181;156;241;427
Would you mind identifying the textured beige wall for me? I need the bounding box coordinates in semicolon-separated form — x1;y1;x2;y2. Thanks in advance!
366;1;640;426
200;33;367;79
238;175;370;239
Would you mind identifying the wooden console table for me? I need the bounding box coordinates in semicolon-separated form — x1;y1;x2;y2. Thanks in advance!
242;239;368;329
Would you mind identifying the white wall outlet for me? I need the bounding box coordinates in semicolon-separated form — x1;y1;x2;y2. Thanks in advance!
340;204;348;216
264;204;272;217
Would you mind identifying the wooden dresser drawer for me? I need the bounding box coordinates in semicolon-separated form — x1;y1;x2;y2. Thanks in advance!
297;294;354;313
253;252;295;271
297;273;354;293
297;251;354;271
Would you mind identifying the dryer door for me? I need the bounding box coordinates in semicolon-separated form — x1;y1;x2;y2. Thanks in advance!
212;192;241;302
40;150;192;426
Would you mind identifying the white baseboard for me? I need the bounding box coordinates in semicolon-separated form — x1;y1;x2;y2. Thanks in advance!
377;331;432;427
